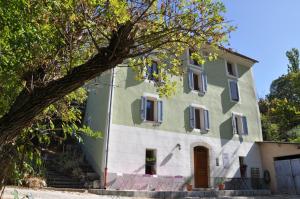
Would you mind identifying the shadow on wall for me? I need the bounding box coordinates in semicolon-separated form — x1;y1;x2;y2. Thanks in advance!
159;144;181;167
125;67;143;89
219;117;234;147
220;86;235;114
131;99;143;125
183;71;190;94
133;164;145;173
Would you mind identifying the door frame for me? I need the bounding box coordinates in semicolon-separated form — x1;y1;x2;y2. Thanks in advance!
190;142;212;188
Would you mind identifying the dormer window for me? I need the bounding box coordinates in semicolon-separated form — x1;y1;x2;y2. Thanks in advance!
226;61;238;78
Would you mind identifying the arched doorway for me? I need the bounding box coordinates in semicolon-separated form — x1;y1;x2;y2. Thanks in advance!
194;146;209;188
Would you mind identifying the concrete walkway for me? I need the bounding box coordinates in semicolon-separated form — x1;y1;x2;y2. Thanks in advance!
1;187;299;199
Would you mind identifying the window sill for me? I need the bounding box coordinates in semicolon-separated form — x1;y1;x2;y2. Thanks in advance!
230;99;240;103
226;74;238;79
144;174;158;177
192;128;209;133
143;120;162;125
191;90;206;96
188;63;203;69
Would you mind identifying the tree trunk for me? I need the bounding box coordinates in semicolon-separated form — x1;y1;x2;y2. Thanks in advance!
0;49;122;146
0;22;134;189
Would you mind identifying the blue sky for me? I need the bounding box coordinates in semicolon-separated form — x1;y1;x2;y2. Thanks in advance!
222;0;300;98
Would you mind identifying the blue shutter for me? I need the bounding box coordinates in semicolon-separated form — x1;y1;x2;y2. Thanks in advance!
147;65;152;80
230;81;239;101
189;106;195;129
232;113;237;134
157;100;163;123
242;116;248;135
188;70;194;90
204;109;210;130
141;96;147;121
201;72;208;93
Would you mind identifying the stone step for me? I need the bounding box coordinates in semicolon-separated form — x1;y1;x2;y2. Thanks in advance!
47;184;85;189
47;180;84;185
47;178;82;183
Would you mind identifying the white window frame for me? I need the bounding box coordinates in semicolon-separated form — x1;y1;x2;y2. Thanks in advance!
141;93;163;124
190;104;210;132
189;68;207;95
232;112;248;136
225;59;238;78
228;79;241;103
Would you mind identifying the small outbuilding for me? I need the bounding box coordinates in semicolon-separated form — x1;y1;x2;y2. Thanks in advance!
257;141;300;194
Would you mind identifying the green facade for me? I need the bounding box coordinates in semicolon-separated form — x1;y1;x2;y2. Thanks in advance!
112;57;262;142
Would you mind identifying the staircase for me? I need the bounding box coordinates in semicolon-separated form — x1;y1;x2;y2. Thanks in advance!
44;146;100;189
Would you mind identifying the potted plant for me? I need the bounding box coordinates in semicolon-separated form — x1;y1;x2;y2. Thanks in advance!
185;178;193;191
217;178;225;190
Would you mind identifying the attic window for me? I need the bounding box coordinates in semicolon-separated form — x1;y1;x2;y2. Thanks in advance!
226;61;238;77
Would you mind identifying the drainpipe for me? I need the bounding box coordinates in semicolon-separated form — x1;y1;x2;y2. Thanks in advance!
103;68;115;189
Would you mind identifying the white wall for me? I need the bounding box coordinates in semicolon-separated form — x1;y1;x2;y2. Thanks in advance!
107;124;262;186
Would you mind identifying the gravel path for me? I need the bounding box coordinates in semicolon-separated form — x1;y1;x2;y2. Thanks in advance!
1;187;144;199
1;187;300;199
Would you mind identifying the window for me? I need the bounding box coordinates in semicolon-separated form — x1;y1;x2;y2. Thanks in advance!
146;100;155;121
145;149;156;175
229;80;239;102
239;156;247;178
141;96;163;123
226;61;238;77
188;69;207;94
232;113;248;135
189;49;202;67
146;61;159;81
189;106;210;131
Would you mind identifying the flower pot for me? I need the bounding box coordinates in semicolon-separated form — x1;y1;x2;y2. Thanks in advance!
218;183;225;190
186;184;193;191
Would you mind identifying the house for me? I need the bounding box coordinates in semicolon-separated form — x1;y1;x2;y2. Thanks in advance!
257;141;300;194
82;48;264;191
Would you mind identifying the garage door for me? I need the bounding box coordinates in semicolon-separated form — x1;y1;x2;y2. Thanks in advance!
274;158;300;194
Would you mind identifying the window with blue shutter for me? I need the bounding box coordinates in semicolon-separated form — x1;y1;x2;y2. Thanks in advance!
189;106;195;129
189;106;210;131
201;72;207;93
232;113;248;136
242;116;248;135
141;96;163;123
204;109;210;130
188;70;194;90
141;96;147;121
157;100;163;123
188;69;208;94
232;113;237;134
229;80;239;102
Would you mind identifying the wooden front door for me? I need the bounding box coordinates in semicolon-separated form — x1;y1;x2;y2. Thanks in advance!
194;146;209;188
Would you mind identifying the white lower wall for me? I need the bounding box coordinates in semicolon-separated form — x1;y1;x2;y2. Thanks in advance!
107;124;262;185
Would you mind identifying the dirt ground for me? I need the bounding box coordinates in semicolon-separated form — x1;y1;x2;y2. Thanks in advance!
1;187;299;199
